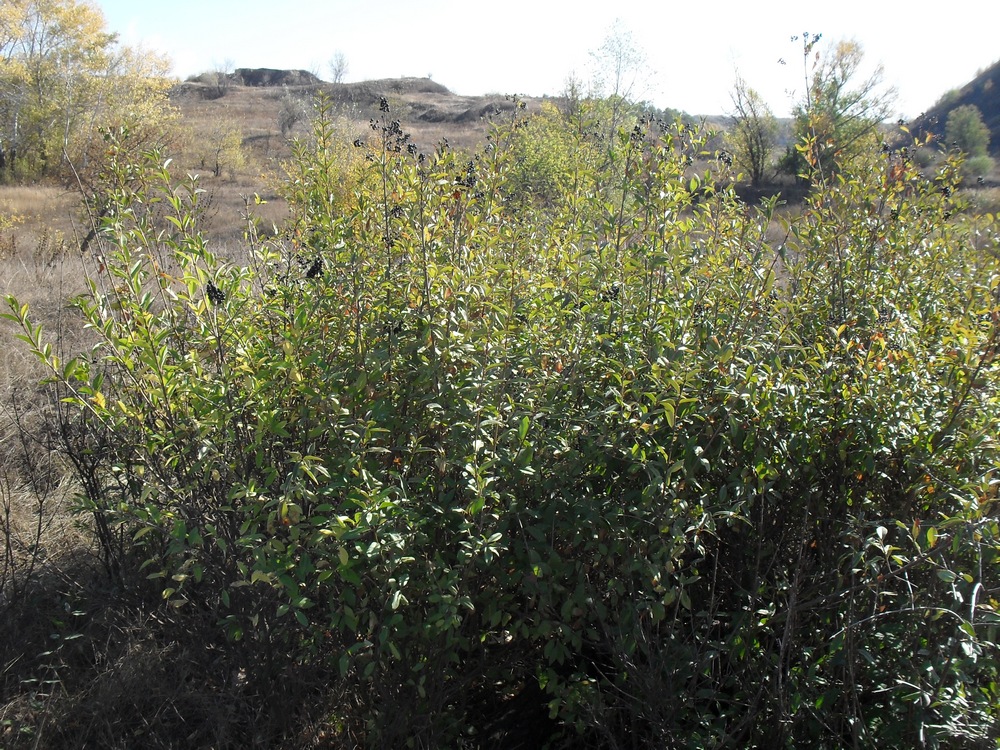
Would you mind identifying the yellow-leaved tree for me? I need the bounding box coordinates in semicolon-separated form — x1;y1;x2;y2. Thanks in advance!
0;0;175;181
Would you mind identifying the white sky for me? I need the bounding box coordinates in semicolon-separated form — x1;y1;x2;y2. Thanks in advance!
95;0;998;119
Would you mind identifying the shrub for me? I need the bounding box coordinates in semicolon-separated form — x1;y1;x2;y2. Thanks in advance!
964;154;995;182
7;95;1000;748
946;105;991;159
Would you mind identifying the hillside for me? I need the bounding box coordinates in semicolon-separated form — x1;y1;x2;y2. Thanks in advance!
0;73;562;254
911;58;1000;152
172;73;547;155
163;73;566;244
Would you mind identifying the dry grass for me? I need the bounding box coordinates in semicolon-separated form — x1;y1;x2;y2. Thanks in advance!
186;174;289;246
0;238;93;367
0;185;77;225
0;186;81;261
966;185;1000;216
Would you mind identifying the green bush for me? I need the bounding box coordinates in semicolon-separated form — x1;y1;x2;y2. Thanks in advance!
7;97;1000;748
964;154;995;182
946;105;991;159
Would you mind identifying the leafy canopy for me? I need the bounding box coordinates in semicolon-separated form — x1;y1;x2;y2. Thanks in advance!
783;36;895;179
946;104;991;158
0;0;173;180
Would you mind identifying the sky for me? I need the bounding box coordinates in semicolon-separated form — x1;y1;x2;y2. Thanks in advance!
94;0;998;119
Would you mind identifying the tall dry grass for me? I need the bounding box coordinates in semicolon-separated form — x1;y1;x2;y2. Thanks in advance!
0;185;76;223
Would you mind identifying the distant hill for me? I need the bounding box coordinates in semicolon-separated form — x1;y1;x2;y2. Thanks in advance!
318;77;529;125
163;71;562;241
911;58;1000;153
173;71;540;136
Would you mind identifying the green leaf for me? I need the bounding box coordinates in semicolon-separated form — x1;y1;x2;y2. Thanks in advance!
662;401;676;428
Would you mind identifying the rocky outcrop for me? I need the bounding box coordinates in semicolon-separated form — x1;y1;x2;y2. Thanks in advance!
233;68;323;87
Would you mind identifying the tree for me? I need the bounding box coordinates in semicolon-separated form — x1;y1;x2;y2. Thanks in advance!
198;123;245;179
945;104;990;157
204;58;234;99
278;87;310;136
589;19;646;102
588;19;649;146
328;50;349;84
728;74;777;186
0;0;172;180
782;35;895;179
945;104;994;180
